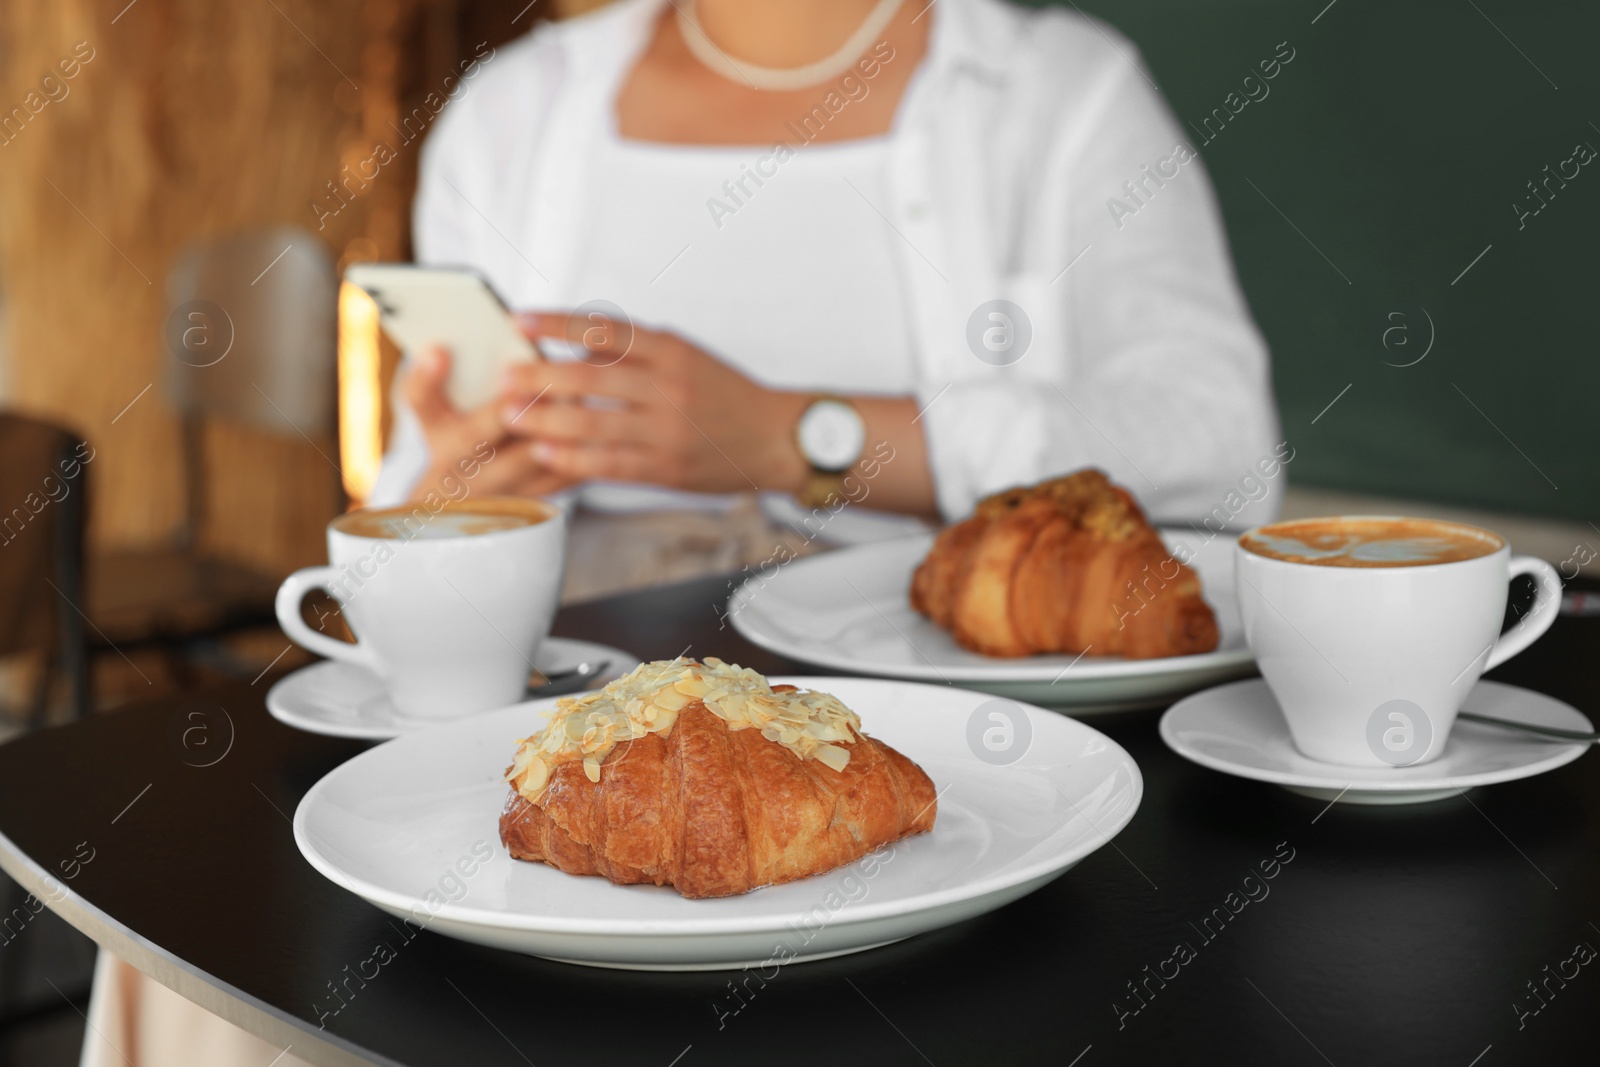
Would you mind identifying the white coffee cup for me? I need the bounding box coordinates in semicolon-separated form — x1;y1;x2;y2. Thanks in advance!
275;497;566;719
1235;515;1560;767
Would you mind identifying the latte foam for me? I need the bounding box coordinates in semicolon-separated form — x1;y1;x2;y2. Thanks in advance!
334;498;554;541
1239;517;1502;568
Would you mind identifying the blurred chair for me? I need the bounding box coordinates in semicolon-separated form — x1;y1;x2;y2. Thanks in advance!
0;412;89;726
0;416;92;1020
87;227;339;679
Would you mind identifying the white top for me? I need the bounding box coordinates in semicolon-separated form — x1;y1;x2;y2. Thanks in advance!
559;129;923;539
371;0;1283;534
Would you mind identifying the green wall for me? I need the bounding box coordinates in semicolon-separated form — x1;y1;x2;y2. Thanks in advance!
1030;0;1597;521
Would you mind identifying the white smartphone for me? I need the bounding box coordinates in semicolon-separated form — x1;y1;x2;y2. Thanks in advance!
344;264;537;411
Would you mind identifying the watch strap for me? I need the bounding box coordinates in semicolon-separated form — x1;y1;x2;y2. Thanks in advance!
796;469;847;510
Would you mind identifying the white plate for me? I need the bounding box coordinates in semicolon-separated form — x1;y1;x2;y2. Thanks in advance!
293;677;1142;970
1160;678;1593;805
267;638;642;740
727;530;1254;712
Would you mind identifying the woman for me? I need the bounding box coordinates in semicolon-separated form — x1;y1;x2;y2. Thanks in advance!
85;1;1279;1062
371;0;1280;598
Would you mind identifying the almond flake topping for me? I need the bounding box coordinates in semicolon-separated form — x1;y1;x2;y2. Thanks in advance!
504;658;861;801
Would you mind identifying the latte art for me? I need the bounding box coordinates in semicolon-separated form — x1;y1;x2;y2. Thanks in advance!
333;498;554;541
1239;518;1501;568
346;512;533;541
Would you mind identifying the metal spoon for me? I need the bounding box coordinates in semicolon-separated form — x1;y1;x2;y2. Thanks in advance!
1456;711;1599;743
526;660;612;698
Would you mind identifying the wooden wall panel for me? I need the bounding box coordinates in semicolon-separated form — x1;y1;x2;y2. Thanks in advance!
0;0;371;571
0;0;549;575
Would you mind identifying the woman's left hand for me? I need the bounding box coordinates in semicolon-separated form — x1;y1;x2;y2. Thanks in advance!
497;312;809;495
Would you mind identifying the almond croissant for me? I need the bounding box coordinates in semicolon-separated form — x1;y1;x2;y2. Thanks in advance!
911;469;1218;659
500;659;937;899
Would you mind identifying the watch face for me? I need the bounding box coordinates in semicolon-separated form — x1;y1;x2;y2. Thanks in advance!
798;399;867;472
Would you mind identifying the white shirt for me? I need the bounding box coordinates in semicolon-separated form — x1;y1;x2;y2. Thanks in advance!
372;0;1283;533
575;134;915;396
559;128;925;541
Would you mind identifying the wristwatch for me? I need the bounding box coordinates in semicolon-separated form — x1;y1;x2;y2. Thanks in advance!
794;396;866;509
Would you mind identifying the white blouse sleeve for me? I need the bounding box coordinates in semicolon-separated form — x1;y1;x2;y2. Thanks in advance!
919;56;1283;529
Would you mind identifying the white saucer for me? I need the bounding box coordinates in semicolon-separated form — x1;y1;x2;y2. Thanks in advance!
266;637;642;740
294;677;1142;970
1159;678;1593;805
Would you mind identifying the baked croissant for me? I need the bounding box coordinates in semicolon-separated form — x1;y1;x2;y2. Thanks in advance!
911;469;1218;659
499;659;937;899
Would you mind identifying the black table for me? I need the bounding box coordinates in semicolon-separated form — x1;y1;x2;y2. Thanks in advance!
2;573;1597;1066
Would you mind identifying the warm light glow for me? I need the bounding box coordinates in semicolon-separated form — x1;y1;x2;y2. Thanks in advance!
338;280;383;504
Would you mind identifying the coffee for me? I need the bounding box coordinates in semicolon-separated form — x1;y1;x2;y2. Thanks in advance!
1235;513;1557;767
333;497;555;542
278;495;567;719
1239;517;1501;568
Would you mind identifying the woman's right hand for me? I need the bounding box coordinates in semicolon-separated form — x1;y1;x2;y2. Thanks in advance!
402;346;578;501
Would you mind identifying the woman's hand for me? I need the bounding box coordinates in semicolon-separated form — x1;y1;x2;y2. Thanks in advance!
498;313;811;495
401;345;579;501
405;311;939;516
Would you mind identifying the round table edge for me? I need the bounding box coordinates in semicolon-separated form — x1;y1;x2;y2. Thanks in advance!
0;827;392;1067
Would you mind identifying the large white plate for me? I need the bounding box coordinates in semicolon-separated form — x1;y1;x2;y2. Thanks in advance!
294;677;1142;970
727;530;1254;711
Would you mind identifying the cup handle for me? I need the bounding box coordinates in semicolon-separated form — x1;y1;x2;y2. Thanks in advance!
275;566;381;672
1483;555;1562;672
